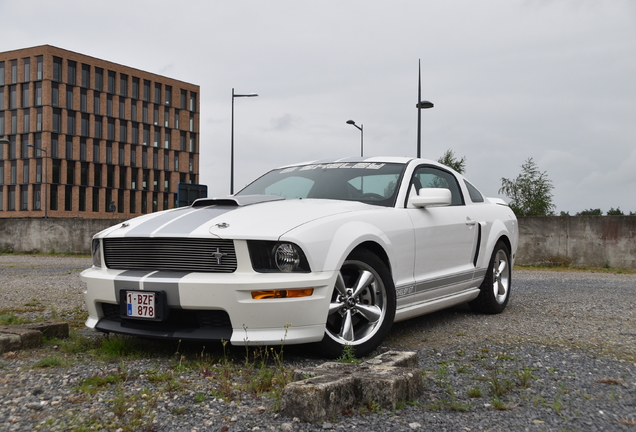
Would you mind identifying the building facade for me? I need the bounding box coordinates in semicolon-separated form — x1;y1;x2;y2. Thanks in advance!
0;45;200;218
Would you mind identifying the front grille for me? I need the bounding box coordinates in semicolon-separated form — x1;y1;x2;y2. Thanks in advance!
103;238;237;272
100;303;232;329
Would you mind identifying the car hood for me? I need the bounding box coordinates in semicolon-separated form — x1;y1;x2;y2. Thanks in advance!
98;196;379;240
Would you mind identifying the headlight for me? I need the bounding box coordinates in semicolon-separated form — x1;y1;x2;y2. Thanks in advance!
91;238;102;268
248;241;311;273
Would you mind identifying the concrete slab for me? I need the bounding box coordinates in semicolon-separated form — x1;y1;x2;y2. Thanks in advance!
0;322;69;354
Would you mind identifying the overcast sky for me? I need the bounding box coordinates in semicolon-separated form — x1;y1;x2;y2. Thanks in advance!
2;0;635;214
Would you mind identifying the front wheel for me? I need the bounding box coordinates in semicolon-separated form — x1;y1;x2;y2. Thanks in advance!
469;240;511;314
315;249;396;358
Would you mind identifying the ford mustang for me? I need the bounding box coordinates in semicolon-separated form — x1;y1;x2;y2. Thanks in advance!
81;157;518;357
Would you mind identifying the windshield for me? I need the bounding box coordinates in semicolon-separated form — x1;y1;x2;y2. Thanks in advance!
236;162;406;207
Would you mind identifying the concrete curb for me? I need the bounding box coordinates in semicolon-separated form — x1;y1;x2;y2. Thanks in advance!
0;322;69;354
280;351;423;422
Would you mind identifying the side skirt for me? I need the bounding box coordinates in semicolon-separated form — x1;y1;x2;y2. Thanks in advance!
393;288;481;323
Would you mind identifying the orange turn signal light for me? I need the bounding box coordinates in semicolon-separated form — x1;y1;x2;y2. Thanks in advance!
251;288;314;299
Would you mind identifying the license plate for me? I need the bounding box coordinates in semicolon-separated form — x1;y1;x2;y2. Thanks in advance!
125;291;156;319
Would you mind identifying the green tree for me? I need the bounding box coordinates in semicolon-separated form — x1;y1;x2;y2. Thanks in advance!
606;207;624;216
499;158;555;216
437;149;466;174
576;208;602;216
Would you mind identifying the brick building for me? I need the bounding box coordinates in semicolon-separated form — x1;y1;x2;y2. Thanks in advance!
0;45;200;218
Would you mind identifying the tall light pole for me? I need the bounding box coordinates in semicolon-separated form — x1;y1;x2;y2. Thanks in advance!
416;59;434;158
231;88;258;194
346;120;364;157
27;144;49;218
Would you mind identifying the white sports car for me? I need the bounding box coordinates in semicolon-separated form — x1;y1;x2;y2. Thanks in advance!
81;157;518;357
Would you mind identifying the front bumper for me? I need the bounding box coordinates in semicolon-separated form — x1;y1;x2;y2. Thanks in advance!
81;266;336;346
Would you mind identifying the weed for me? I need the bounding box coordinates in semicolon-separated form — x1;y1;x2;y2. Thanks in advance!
467;386;483;398
513;366;536;389
491;396;510;410
337;344;362;364
33;355;67;368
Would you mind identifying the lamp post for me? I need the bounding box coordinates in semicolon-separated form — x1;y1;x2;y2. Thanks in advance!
231;88;259;194
27;144;49;218
416;59;434;158
346;120;364;157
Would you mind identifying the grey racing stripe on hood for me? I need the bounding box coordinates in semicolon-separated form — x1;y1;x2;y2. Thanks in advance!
124;206;236;237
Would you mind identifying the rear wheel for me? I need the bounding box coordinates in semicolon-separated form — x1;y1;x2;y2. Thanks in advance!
315;249;396;358
469;240;511;314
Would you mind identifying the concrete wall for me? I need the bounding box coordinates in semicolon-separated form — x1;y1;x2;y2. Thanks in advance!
1;216;635;269
0;218;127;254
517;216;636;269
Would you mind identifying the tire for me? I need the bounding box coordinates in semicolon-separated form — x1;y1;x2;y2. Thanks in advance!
315;249;396;358
469;240;511;314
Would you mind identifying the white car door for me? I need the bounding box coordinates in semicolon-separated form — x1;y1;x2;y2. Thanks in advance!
405;166;479;304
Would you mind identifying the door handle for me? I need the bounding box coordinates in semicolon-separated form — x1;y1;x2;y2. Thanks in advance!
465;217;477;226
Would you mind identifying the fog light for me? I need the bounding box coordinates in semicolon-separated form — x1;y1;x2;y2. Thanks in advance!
251;288;314;299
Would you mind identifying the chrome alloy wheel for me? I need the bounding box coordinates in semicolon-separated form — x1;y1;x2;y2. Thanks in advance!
492;248;510;304
325;259;388;345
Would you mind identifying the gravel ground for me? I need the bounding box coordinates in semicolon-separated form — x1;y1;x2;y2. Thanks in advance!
1;255;635;431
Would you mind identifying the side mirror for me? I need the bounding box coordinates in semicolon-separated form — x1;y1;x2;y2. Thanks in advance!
411;188;452;208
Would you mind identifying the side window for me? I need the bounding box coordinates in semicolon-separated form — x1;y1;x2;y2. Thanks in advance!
464;180;484;203
412;166;464;206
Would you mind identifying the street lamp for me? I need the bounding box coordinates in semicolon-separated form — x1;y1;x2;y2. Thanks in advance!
27;144;49;218
416;59;434;158
346;120;364;157
231;88;259;194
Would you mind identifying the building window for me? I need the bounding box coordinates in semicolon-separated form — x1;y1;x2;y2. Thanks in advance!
20;185;29;210
120;74;128;97
7;186;15;210
36;108;43;131
66;137;73;159
80;89;87;112
174;110;180;129
23;162;29;183
93;142;100;163
143;80;150;102
35;82;42;105
81;64;90;88
36;56;43;80
33;184;41;210
164;107;169;127
118;143;125;165
153;105;159;125
11;110;17;134
67;60;76;85
132;77;139;99
164;130;171;148
120;120;128;142
79;186;86;211
9;60;18;84
189;115;194;132
53;108;61;133
153;129;159;147
0;61;5;85
107;118;115;140
119;166;126;188
108;71;116;93
9;85;17;109
22;84;30;108
107;95;113;116
106;142;113;164
51;134;59;158
143;126;150;146
93;91;100;114
53;57;62;82
23;110;30;132
142;148;147;169
142;103;148;123
80;139;87;161
0;86;4;109
67;111;76;135
95;67;103;91
164;153;169;171
81;162;88;185
92;188;100;212
180;89;187;109
131;102;137;121
132;122;139;145
94;164;102;187
129;190;136;213
52;83;59;106
189;92;196;111
65;185;73;210
130;146;137;167
107;165;114;188
189;136;195;153
94;116;103;139
165;86;172;105
23;58;30;82
154;83;161;104
50;185;58;211
119;99;125;119
66;86;74;110
174;152;179;171
66;161;75;185
52;160;61;184
81;114;89;136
